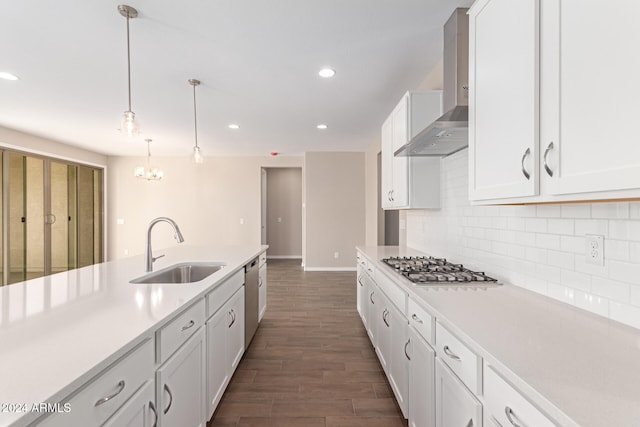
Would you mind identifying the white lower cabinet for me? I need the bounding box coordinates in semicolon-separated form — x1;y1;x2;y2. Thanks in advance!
103;380;156;427
375;291;392;372
408;327;435;427
205;287;245;419
435;358;482;427
156;327;206;427
356;265;367;324
38;339;154;427
483;364;555;427
388;301;410;418
258;263;267;321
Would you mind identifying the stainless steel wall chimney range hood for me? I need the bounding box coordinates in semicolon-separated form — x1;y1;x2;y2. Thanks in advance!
395;8;469;157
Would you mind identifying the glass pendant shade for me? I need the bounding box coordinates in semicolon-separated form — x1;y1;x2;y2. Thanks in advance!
135;139;163;180
121;110;139;137
192;145;204;164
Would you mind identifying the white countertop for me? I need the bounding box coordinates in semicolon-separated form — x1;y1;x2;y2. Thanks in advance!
357;246;640;427
0;244;267;427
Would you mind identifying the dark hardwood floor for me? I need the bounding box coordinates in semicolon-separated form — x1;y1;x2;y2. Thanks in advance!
208;259;407;427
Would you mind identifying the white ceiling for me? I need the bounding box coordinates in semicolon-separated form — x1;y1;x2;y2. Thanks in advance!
0;0;473;157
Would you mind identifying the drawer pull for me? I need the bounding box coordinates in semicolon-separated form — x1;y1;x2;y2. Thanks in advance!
259;277;263;287
367;268;373;273
149;400;158;427
521;147;531;180
505;406;522;427
181;319;195;331
466;419;474;427
163;384;173;414
544;142;554;177
411;313;423;324
404;338;411;361
358;277;364;287
94;380;125;407
370;291;375;304
443;345;461;361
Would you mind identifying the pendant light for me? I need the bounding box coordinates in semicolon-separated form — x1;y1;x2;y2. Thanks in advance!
118;4;139;137
189;79;204;163
134;139;164;180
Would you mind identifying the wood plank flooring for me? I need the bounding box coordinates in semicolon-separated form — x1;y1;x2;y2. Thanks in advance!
208;259;407;427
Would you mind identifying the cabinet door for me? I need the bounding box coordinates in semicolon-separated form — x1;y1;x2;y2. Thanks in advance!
540;0;640;195
388;303;409;418
381;115;394;209
435;358;482;427
365;282;377;343
258;264;267;322
469;0;539;201
375;293;391;373
157;328;206;427
391;97;409;208
356;267;366;324
227;287;245;372
206;305;230;419
408;328;435;427
103;381;156;427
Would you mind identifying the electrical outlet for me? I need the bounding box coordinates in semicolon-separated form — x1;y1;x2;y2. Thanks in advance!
585;235;604;266
334;252;339;259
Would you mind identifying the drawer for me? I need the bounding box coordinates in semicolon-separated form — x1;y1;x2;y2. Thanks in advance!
408;297;434;346
39;339;154;427
206;269;244;318
157;299;205;363
435;321;481;394
484;364;556;427
376;272;406;314
259;251;267;266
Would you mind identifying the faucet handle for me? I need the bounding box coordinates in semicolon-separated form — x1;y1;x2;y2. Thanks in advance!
152;254;165;263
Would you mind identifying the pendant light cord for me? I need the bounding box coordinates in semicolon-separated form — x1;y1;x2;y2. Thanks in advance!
126;14;132;111
192;83;199;149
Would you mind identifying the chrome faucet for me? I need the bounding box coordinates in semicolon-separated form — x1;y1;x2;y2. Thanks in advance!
145;217;185;272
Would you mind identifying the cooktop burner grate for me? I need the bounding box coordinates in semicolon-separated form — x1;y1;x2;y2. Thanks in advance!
381;256;498;285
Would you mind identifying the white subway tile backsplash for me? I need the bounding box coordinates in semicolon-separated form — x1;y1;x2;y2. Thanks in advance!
405;149;640;330
547;219;574;235
561;204;591;218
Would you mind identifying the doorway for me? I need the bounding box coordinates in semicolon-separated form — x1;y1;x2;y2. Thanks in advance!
1;149;104;286
261;167;302;260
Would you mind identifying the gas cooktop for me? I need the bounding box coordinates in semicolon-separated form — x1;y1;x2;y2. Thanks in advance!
381;256;498;285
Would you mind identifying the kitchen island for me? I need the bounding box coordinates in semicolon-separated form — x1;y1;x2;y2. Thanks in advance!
357;246;640;427
0;244;267;426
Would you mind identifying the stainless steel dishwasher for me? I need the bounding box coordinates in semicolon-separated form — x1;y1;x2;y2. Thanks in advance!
244;257;259;350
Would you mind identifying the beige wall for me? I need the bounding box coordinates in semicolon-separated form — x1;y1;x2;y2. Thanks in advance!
365;138;382;246
304;152;365;270
106;155;303;260
265;167;302;257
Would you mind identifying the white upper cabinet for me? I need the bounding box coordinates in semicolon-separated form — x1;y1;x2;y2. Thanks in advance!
470;0;640;203
540;0;640;196
381;91;443;210
469;0;539;201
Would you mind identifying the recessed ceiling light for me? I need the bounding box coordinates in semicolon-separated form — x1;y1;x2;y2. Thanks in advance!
318;68;335;78
317;124;328;130
0;72;19;81
228;124;239;129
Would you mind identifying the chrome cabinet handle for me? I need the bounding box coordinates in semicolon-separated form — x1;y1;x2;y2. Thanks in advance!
521;147;531;180
163;384;173;414
505;406;522;427
370;292;375;304
390;189;395;201
94;380;125;406
466;419;474;427
411;313;423;324
149;401;158;427
367;267;373;273
544;141;554;177
387;191;392;202
181;319;195;331
358;277;364;287
259;277;263;287
404;338;411;361
383;309;390;327
229;309;236;328
443;345;461;361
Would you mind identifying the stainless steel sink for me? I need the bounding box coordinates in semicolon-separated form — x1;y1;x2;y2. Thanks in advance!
131;262;226;284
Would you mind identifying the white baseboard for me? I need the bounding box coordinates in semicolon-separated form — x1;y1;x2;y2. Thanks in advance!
304;267;357;272
267;255;302;259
